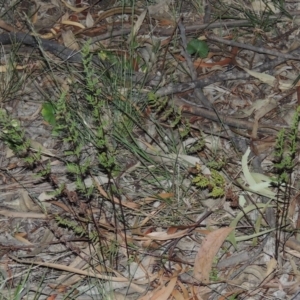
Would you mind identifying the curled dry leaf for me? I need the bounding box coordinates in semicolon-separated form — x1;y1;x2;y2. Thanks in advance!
242;147;276;199
242;67;294;91
61;20;85;29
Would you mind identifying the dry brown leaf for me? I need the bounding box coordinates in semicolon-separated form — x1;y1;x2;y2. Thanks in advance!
61;12;70;22
57;246;95;285
241;98;276;118
61;19;85;29
50;201;74;213
251;0;279;13
286;249;300;258
0;18;18;32
19;189;41;212
192;285;210;300
147;0;174;24
0;210;47;218
38;192;55;201
177;280;190;299
131;213;157;232
31;9;38;24
61;29;80;50
85;11;94;28
254;98;277;121
141;239;162;249
93;178;140;209
172;290;185;300
252;140;276;154
40;32;56;39
193;227;234;283
239;96;277;139
30;140;56;157
139;276;177;300
0;65;26;72
242;67;294;90
167;227;178;234
171;289;185;300
60;0;88;13
157;192;174;199
148;0;172;15
242;68;275;86
127;9;147;44
14;232;33;245
252;119;259;139
146;229;189;240
266;258;277;276
288;254;300;277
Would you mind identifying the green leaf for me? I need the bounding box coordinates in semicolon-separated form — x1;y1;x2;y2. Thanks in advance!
41;102;56;126
187;39;209;58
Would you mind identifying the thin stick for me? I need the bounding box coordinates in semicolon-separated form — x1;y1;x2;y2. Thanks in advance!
178;18;212;109
9;254;147;293
207;34;300;61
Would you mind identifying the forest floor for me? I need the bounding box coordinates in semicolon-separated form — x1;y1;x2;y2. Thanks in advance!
1;0;300;299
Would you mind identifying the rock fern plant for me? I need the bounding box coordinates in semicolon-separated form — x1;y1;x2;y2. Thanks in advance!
273;106;300;184
273;106;300;246
0;108;48;177
45;41;119;200
0;109;31;158
192;163;226;198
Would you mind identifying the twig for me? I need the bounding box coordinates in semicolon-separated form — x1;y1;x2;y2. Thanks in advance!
8;254;147;293
207;34;300;61
89;10;300;43
203;1;212;24
90;20;255;44
178;19;212;109
172;97;285;135
156;44;300;97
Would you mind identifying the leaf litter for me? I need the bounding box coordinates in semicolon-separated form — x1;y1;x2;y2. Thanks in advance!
1;0;300;299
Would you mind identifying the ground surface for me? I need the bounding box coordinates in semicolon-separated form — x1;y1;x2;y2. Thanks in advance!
1;0;300;299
